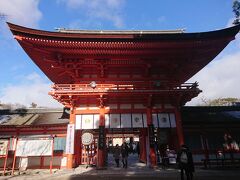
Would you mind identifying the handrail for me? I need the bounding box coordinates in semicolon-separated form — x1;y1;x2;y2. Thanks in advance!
50;82;199;93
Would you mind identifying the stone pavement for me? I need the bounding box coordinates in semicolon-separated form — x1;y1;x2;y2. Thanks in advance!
1;154;240;180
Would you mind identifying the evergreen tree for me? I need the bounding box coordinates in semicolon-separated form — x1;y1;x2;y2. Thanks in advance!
233;0;240;24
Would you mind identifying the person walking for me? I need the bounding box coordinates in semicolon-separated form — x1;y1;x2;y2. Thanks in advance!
121;142;129;168
113;144;121;167
177;144;194;180
162;144;170;168
136;142;140;158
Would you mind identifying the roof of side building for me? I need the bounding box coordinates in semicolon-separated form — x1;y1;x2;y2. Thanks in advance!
0;108;69;126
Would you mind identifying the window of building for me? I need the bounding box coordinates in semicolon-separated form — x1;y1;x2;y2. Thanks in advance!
54;137;66;153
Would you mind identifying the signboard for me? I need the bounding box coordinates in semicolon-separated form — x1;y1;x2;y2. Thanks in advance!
148;124;155;148
82;132;94;145
66;124;75;154
0;140;8;155
98;126;105;149
16;139;52;156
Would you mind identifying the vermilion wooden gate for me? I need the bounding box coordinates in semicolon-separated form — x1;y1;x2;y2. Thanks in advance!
81;138;98;165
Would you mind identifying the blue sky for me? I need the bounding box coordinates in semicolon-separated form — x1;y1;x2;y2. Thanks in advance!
0;0;239;107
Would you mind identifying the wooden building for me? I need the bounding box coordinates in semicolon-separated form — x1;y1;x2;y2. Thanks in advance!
182;106;240;163
4;22;240;169
0;108;68;172
1;106;240;171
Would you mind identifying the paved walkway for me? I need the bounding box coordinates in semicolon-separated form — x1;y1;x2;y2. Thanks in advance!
1;154;240;180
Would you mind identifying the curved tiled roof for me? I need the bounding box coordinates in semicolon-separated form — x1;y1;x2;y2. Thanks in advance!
0;108;69;126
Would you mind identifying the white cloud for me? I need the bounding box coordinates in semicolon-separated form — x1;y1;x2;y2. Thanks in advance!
59;0;125;28
0;73;62;108
187;51;240;105
0;0;42;28
226;18;235;28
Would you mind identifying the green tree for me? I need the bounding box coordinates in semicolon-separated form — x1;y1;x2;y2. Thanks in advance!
30;102;37;108
201;97;240;106
233;0;240;24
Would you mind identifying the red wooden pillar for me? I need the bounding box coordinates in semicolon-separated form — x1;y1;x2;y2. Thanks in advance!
66;108;76;169
174;107;184;149
139;129;147;163
74;130;81;166
146;108;157;167
97;107;106;169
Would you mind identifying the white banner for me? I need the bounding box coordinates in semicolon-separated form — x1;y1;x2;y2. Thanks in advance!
152;114;158;128
16;139;52;156
143;114;147;127
76;114;100;129
82;115;94;129
66;124;75;154
121;114;132;128
158;113;170;128
169;113;176;128
75;115;81;129
0;140;8;155
110;114;121;128
105;114;110;128
76;113;174;129
93;114;100;129
132;114;143;128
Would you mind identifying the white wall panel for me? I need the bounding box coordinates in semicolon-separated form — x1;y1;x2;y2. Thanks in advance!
110;114;121;128
121;114;132;128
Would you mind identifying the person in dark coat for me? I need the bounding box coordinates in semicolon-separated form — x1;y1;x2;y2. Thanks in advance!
121;142;129;168
113;144;121;167
136;142;140;158
177;144;195;180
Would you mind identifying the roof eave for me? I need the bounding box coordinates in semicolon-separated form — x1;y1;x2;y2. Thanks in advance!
7;22;240;40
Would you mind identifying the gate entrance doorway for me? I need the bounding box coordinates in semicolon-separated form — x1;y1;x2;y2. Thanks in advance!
107;134;139;152
106;131;141;168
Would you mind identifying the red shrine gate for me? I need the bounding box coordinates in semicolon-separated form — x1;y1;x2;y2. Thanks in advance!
7;22;240;169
